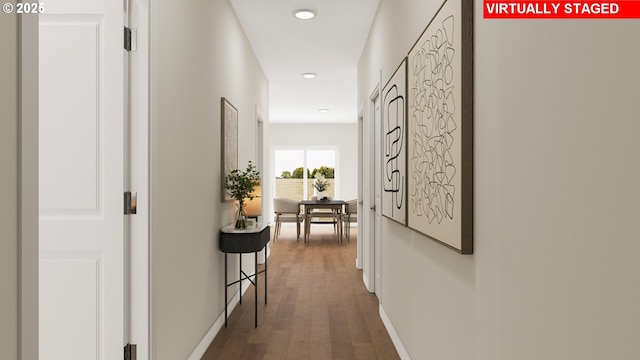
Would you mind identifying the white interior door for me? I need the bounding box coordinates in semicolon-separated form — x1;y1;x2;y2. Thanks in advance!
373;95;382;300
39;1;125;359
363;87;380;295
356;113;364;270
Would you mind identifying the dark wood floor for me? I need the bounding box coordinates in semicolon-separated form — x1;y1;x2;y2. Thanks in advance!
202;225;400;360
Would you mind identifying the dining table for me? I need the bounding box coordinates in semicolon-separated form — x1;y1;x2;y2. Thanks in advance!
299;199;347;245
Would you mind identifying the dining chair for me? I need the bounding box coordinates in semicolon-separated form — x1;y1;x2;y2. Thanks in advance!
273;198;304;241
308;196;339;234
342;199;358;242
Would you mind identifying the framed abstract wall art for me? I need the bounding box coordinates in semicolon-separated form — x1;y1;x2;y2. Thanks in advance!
221;97;238;201
381;58;408;225
406;0;473;253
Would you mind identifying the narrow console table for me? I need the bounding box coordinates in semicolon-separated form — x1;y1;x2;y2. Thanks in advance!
219;222;270;328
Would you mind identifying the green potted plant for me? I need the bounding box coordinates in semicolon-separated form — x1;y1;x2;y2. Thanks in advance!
224;161;260;229
312;172;329;200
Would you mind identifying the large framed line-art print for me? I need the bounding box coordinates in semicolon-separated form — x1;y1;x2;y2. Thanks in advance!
407;0;473;253
221;97;238;201
381;58;408;225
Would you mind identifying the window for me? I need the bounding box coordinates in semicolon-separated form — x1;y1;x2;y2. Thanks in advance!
274;148;337;201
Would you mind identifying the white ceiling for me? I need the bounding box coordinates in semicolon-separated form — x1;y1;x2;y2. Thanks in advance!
229;0;380;123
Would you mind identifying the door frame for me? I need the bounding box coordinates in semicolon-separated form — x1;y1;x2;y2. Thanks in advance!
127;0;151;359
18;2;151;358
356;110;364;270
372;84;382;301
19;11;39;360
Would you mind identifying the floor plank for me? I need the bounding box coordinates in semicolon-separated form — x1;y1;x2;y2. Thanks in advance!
202;225;400;360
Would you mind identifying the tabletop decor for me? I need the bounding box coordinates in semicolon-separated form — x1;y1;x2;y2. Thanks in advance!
312;173;329;200
224;161;260;229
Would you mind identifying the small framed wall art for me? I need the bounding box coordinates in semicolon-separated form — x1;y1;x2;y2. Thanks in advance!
221;97;238;201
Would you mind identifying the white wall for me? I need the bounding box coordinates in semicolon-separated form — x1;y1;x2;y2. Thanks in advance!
358;1;640;359
266;123;359;213
0;5;19;359
150;0;268;358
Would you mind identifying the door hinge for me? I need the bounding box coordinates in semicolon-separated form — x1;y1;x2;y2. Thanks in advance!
124;191;137;215
124;26;137;52
124;343;137;360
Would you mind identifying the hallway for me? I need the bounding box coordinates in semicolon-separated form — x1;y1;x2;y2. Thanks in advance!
203;225;400;359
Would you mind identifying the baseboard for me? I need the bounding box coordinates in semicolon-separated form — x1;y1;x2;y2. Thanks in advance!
379;303;411;360
363;273;374;293
186;280;251;360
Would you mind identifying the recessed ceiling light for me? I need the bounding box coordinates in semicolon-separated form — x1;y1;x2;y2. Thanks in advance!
319;109;330;113
301;73;317;79
294;9;317;20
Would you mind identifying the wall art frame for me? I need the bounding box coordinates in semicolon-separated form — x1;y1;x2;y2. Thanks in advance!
381;57;408;225
406;0;473;254
221;97;238;201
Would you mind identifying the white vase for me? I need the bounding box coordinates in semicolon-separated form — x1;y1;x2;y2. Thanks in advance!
317;191;324;200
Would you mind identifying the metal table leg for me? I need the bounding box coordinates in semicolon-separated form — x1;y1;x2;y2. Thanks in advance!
224;253;228;327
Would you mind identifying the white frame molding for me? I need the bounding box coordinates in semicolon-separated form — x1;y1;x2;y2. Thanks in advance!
19;10;39;360
356;108;365;270
128;0;151;359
